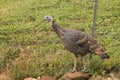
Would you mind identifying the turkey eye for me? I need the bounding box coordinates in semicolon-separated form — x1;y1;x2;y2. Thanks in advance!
46;17;48;18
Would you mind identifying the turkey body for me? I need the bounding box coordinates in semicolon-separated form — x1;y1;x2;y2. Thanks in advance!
61;28;89;56
51;20;109;59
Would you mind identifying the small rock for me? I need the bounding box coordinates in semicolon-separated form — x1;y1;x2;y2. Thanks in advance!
89;75;103;80
37;77;41;80
109;73;119;80
89;74;120;80
24;77;37;80
61;71;89;80
41;76;55;80
106;77;113;80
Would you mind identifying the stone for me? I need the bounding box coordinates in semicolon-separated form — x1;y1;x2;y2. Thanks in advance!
89;74;119;80
109;73;119;80
24;77;37;80
89;75;103;80
37;77;41;80
41;76;55;80
61;71;89;80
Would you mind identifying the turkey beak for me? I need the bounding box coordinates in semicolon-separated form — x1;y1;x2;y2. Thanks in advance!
43;18;51;22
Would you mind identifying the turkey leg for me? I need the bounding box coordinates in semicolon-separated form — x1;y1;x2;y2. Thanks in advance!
71;56;78;72
81;56;86;72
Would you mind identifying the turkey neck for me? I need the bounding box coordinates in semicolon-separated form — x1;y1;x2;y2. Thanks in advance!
51;20;63;38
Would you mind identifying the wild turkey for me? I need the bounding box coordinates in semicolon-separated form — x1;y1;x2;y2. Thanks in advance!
43;15;110;72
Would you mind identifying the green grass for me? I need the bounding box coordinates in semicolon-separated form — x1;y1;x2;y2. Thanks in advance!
0;0;120;79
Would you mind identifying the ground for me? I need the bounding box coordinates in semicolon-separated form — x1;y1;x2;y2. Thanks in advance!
0;0;120;80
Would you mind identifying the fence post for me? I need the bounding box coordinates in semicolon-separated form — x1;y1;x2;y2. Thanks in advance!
92;0;98;37
89;0;98;71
